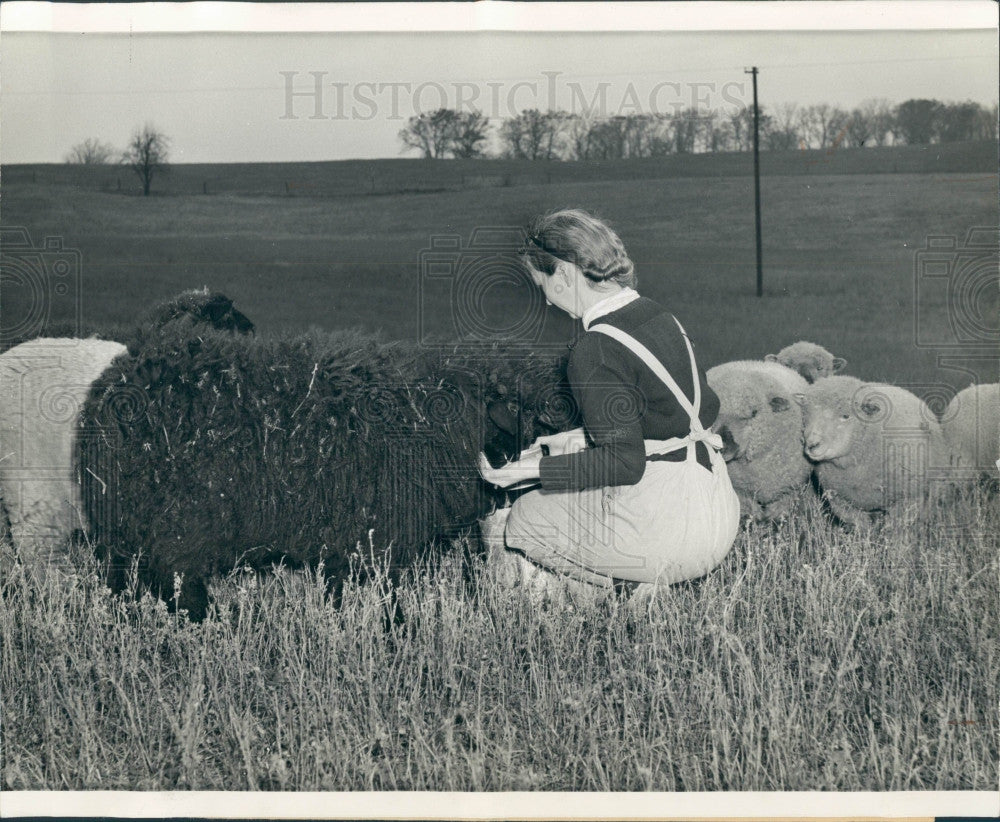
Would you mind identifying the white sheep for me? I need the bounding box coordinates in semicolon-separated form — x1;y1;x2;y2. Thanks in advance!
765;341;846;384
0;337;127;564
706;360;812;521
940;383;1000;480
796;375;950;526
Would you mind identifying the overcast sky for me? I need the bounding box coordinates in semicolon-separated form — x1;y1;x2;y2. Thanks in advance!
3;27;997;163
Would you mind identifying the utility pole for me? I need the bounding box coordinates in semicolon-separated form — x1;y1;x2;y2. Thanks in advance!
745;66;763;297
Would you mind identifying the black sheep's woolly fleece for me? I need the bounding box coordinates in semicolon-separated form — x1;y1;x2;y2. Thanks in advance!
140;289;255;340
77;324;575;617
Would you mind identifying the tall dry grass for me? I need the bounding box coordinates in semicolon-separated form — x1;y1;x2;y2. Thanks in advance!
2;486;997;790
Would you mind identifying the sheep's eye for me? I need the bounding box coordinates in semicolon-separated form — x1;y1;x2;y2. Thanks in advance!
750;409;758;418
840;413;850;421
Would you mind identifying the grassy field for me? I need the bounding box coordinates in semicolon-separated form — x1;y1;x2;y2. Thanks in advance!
3;154;998;393
4;140;993;197
2;486;997;790
1;149;998;791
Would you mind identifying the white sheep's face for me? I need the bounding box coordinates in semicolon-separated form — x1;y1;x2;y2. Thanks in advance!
767;347;846;383
800;355;829;383
797;390;881;462
806;354;847;382
713;389;793;462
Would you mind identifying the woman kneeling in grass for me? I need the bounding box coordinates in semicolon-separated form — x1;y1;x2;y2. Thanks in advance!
479;208;740;593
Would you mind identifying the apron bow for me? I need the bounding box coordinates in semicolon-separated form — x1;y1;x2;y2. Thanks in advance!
688;423;724;451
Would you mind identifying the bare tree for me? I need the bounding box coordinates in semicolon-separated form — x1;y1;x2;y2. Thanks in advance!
587;116;652;160
729;106;756;151
499;110;567;160
648;114;677;157
796;105;819;148
704;110;734;152
65;137;117;164
696;110;728;153
566;114;597;160
798;104;848;149
764;124;798;151
847;99;897;148
578;117;617;160
449;111;491;159
765;103;801;150
398;109;460;159
827;107;851;149
867;98;896;146
975;102;999;141
671;108;703;154
122;124;170;196
727;105;772;152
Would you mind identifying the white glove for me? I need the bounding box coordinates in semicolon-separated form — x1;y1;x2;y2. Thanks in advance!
532;427;587;457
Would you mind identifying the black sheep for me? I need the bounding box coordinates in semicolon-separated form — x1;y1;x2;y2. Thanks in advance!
77;324;576;618
0;289;258;563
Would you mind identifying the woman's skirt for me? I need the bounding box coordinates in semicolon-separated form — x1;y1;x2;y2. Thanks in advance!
505;449;741;586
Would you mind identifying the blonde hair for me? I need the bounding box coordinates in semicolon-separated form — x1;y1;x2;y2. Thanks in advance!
521;208;637;289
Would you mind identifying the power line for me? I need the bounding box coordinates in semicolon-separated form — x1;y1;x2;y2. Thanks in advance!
756;53;997;71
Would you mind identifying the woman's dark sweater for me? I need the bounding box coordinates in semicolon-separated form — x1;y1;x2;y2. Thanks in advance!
537;296;720;491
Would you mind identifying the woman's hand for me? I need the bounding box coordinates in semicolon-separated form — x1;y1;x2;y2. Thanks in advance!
533;427;587;457
477;448;543;488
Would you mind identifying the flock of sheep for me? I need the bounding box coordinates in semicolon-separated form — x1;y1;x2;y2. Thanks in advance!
1;289;996;617
707;343;997;528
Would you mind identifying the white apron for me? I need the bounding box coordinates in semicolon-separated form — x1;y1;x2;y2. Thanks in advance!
506;317;741;586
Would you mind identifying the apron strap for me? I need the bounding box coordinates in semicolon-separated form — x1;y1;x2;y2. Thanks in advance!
588;319;723;454
672;316;702;418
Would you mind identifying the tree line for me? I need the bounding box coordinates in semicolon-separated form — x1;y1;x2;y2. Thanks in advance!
397;98;999;160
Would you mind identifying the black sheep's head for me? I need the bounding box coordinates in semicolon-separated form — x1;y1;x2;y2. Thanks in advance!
482;355;579;467
147;289;255;336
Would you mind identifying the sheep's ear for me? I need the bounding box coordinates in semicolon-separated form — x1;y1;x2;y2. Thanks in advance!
832;357;847;373
793;392;806;406
764;353;779;363
487;400;518;435
770;395;791;413
232;308;255;335
859;399;882;418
